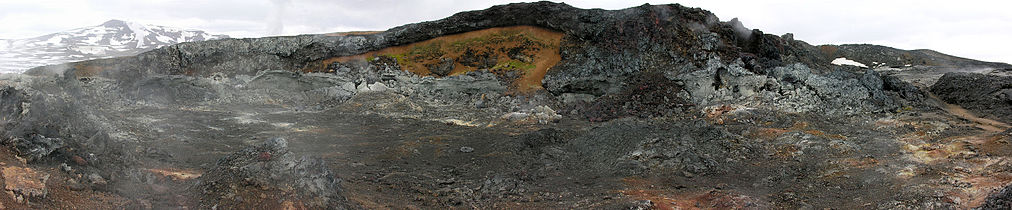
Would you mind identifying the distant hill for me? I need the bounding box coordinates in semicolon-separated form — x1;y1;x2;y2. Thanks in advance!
0;20;227;74
819;44;1012;69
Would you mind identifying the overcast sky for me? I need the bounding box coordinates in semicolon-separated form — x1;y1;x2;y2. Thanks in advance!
1;0;1010;63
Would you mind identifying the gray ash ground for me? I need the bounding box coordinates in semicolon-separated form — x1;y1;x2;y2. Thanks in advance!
3;2;1012;209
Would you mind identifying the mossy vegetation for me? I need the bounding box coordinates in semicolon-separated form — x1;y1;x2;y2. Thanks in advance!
314;26;563;93
449;30;550;52
376;30;543;75
492;60;536;71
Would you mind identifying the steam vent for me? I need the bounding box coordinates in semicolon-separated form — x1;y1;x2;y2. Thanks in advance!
2;1;1012;209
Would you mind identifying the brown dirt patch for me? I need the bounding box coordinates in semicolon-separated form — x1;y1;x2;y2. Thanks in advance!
3;166;48;203
618;177;766;209
73;63;105;78
751;128;790;140
748;121;848;140
704;105;734;120
840;157;880;169
928;91;1011;132
818;45;838;57
146;168;202;181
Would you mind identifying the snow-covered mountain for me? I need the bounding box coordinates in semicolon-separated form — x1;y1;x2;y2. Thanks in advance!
0;20;228;74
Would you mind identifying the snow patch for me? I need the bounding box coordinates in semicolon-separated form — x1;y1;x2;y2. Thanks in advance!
124;21;150;48
182;31;195;41
0;20;225;74
71;46;110;55
831;57;868;68
155;35;172;43
83;35;101;45
44;35;63;45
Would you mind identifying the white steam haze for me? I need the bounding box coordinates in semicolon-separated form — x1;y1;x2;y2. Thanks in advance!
266;0;291;36
0;0;1010;64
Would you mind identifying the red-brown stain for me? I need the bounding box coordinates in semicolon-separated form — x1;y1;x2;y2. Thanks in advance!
618;177;764;209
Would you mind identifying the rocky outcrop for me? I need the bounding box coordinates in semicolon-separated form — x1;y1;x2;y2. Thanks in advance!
978;184;1012;210
3;1;1011;209
0;86;71;162
0;2;950;182
0;20;228;74
930;73;1012;123
24;2;933;121
197;137;352;209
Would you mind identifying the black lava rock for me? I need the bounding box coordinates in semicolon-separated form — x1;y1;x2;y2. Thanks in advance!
931;72;1012;123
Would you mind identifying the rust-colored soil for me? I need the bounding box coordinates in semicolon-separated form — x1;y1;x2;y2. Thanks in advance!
818;45;838;56
73;63;105;78
311;26;564;93
0;148;128;209
884;100;1012;208
747;121;848;141
619;177;764;209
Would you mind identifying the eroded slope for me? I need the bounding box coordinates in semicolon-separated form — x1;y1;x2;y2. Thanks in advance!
312;26;563;93
3;1;1012;209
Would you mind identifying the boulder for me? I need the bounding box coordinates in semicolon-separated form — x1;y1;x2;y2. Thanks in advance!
197;137;353;209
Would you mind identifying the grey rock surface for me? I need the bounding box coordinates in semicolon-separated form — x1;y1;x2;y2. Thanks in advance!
931;72;1012;123
1;1;1011;209
198;137;352;209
